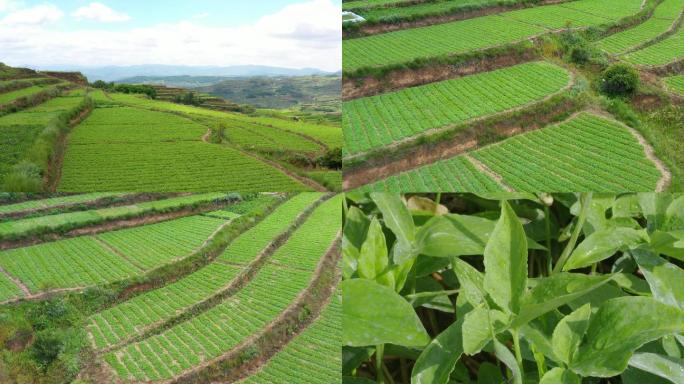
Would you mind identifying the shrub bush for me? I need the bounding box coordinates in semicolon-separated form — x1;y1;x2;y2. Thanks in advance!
601;63;640;97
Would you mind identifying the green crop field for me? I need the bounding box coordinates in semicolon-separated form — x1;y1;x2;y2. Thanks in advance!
238;293;341;384
0;193;127;215
358;155;505;193
343;0;412;9
96;215;229;269
623;25;684;66
0;214;230;292
357;0;516;20
343;61;571;156
343;0;643;73
59;140;307;192
0;237;139;293
103;197;341;381
0;85;47;105
0;193;228;239
0;273;24;303
595;0;684;54
664;74;684;95
360;113;662;192
88;193;322;350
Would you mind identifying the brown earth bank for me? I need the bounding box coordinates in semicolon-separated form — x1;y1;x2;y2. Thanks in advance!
343;99;580;189
0;199;236;251
343;0;570;38
41;71;88;86
342;47;539;100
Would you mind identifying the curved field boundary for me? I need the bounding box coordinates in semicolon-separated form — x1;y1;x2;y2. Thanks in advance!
357;112;666;192
235;293;340;383
595;0;684;54
101;196;342;382
86;193;324;352
0;215;232;297
343;0;644;74
343;61;574;158
103;92;341;150
58;103;311;192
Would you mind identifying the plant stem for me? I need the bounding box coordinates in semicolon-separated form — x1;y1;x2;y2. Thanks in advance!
435;192;442;207
544;205;552;276
376;344;385;384
553;193;593;274
511;328;524;381
404;289;460;300
382;362;396;384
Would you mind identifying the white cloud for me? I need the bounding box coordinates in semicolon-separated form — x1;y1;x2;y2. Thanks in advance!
0;0;341;71
73;2;130;23
0;0;23;13
0;4;62;25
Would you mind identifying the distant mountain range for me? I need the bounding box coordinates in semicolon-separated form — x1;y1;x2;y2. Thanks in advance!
32;64;336;82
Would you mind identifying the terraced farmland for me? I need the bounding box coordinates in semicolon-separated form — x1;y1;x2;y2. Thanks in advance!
238;292;341;383
0;192;228;239
595;0;684;54
358;113;663;192
0;85;50;105
343;61;572;156
87;193;322;350
342;0;643;73
623;24;684;66
100;194;341;382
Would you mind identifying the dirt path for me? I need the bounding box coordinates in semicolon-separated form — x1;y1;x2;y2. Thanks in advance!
464;154;514;192
625;126;672;192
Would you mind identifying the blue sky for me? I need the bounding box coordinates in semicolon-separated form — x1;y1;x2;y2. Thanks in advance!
0;0;342;70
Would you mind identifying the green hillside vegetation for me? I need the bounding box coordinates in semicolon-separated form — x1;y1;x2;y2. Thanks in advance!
0;63;342;192
0;193;341;384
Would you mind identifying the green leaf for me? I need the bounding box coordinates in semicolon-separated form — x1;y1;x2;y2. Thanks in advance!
476;362;504;384
512;273;612;328
370;192;415;245
483;200;528;314
520;321;561;364
419;214;494;257
570;296;684;377
628;353;684;384
493;339;522;384
552;303;591;365
540;367;580;384
633;250;684;310
451;257;486;307
613;194;641;218
342;346;374;375
664;196;684;231
639;193;673;232
411;316;465;384
342;206;370;279
564;227;648;270
342;279;430;347
650;230;684;261
343;377;375;384
462;307;510;355
357;217;392;288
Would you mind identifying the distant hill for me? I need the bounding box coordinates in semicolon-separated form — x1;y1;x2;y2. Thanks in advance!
195;75;341;110
34;64;333;82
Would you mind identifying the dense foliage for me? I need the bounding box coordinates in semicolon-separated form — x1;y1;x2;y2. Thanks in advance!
342;193;684;383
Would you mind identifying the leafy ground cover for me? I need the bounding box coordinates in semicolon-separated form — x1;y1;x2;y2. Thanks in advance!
343;61;571;156
358;112;662;192
343;0;642;73
0;85;49;105
342;193;684;383
595;0;684;54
